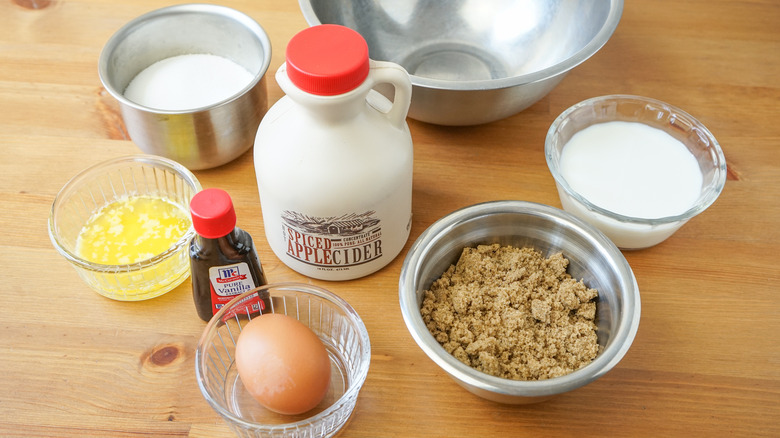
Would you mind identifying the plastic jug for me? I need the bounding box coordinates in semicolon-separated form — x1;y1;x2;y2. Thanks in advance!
254;25;414;281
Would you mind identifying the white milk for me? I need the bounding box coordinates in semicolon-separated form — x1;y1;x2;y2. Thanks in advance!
557;121;703;249
560;121;702;219
124;54;253;110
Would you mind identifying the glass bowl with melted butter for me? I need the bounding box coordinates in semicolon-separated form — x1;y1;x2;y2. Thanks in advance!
48;155;201;300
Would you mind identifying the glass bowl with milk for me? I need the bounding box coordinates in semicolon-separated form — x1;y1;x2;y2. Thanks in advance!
545;95;727;250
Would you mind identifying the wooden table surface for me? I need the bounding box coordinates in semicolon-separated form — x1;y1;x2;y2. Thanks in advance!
2;0;778;436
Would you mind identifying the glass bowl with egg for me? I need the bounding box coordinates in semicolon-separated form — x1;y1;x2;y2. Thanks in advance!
48;154;201;300
545;94;727;249
195;282;371;438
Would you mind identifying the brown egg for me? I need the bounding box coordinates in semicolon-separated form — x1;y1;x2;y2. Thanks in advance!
235;313;331;415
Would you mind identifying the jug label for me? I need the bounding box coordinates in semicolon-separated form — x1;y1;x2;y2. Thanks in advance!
281;210;383;270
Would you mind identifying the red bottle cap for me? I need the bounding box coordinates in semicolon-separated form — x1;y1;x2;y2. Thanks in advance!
190;188;236;239
285;24;370;96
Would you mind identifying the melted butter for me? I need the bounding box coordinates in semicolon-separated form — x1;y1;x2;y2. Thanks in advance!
76;195;190;265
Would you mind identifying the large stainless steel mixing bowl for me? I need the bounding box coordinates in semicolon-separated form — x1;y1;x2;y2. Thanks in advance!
299;0;623;125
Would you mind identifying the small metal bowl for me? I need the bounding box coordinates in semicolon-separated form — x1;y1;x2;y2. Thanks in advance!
299;0;623;125
399;201;640;404
99;4;272;169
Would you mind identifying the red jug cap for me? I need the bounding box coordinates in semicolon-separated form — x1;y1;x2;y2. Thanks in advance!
285;24;370;96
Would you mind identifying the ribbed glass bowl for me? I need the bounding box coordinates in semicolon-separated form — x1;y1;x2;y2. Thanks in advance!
196;283;371;438
48;154;201;300
545;95;727;249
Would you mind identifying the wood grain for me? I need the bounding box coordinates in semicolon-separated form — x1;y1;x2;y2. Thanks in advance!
1;0;778;437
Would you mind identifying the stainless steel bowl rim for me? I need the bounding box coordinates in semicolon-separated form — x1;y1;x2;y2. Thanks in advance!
399;200;641;397
98;3;272;114
545;94;728;225
47;154;200;272
298;0;624;92
195;282;372;431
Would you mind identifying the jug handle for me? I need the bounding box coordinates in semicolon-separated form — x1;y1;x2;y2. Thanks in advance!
366;60;413;130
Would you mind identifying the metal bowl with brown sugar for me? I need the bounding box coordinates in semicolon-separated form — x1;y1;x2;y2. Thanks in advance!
399;201;640;404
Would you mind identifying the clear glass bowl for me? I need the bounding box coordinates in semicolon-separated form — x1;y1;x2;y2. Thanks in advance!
196;283;371;438
545;95;727;249
48;155;201;300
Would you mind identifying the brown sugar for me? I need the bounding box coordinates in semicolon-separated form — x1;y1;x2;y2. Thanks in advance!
420;243;599;380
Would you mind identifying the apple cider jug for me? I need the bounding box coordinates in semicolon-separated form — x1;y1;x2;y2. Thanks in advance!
254;25;414;281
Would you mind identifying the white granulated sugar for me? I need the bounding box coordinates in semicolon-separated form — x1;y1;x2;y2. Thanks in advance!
124;54;254;110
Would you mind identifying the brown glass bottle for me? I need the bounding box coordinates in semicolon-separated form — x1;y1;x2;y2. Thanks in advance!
189;188;268;322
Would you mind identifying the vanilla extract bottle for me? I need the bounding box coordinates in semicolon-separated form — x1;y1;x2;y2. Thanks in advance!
189;188;269;322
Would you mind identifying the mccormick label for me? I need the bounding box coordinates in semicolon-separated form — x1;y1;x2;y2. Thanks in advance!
281;210;383;271
208;262;260;314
